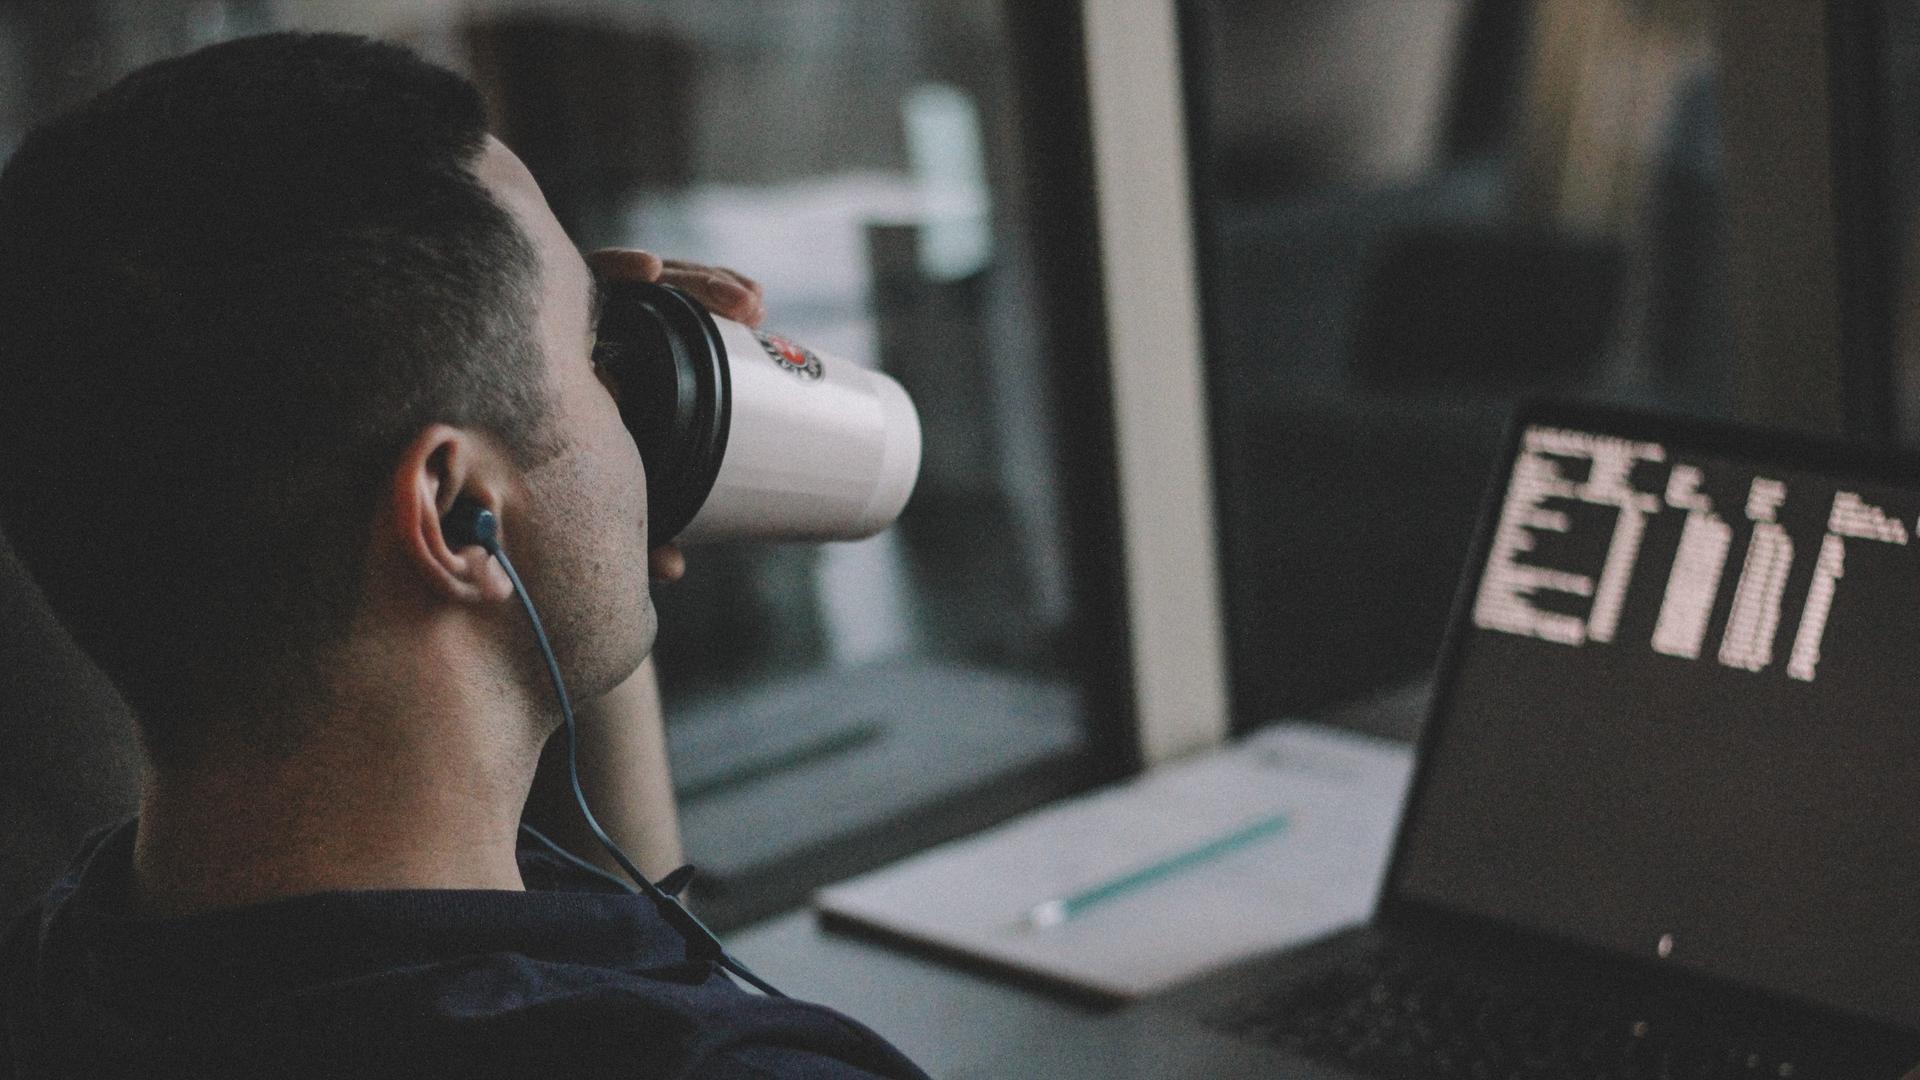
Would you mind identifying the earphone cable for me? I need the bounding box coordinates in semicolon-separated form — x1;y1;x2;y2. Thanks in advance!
489;539;787;998
517;822;640;895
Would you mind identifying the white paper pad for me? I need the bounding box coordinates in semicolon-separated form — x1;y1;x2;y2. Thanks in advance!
813;723;1415;1001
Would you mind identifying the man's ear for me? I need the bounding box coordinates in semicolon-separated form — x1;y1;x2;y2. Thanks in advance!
389;424;514;604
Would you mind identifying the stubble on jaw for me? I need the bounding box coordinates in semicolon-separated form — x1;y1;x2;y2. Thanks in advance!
509;440;656;708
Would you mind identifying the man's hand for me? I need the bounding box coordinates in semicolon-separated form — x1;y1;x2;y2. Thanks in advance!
585;248;765;584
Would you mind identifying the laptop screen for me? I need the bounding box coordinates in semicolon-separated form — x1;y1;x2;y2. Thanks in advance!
1392;412;1920;1031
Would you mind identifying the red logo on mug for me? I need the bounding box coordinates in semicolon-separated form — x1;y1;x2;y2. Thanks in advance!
755;331;824;381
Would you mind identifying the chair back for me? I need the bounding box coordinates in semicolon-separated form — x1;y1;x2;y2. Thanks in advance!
0;529;140;919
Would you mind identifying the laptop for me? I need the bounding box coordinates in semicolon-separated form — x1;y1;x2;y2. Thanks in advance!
988;401;1920;1078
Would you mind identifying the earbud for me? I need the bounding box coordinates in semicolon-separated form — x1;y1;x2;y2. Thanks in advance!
443;501;499;552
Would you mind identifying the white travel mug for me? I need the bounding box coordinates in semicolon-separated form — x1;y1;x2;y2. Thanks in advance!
596;280;922;544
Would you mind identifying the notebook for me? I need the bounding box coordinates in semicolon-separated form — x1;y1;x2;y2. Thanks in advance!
814;721;1414;1000
984;401;1920;1078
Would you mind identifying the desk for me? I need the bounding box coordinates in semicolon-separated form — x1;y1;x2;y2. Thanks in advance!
731;911;1116;1078
727;690;1434;1077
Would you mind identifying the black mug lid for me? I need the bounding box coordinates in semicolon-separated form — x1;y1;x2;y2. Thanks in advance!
594;280;731;545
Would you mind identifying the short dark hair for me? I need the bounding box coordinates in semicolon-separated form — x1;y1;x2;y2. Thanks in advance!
0;32;556;766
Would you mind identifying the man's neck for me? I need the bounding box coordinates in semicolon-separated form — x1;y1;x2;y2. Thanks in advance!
132;651;547;917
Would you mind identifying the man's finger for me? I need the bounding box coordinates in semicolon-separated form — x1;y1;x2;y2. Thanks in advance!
661;259;760;296
661;270;764;327
659;264;766;327
586;248;665;282
661;261;765;326
588;250;768;327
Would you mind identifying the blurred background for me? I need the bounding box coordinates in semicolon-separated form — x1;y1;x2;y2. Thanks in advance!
2;0;1917;927
1185;0;1920;731
0;0;1121;927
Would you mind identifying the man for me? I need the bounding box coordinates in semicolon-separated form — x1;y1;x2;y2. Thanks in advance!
0;32;925;1079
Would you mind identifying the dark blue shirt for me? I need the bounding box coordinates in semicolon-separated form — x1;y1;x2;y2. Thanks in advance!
1;822;928;1079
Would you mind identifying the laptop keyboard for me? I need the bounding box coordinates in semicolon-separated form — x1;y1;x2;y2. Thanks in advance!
1206;945;1836;1079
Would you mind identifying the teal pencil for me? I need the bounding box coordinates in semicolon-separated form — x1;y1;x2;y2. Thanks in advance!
1023;813;1291;929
